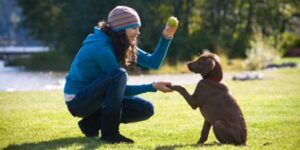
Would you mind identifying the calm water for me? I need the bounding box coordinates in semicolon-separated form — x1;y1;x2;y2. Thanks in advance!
0;60;202;91
0;60;65;91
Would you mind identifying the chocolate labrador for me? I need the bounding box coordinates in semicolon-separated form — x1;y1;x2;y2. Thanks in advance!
169;52;247;145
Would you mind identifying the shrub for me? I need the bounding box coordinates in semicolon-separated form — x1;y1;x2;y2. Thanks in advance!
6;50;72;71
245;32;280;70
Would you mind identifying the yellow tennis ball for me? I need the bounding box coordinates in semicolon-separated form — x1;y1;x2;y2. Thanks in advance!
167;16;178;27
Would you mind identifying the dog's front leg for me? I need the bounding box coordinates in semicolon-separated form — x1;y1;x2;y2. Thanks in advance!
169;85;197;109
197;120;211;144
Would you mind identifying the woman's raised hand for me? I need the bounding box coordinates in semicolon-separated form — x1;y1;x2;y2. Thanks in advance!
163;16;179;39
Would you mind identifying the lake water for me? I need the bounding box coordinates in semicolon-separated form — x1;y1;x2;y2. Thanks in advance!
0;60;201;91
0;60;65;91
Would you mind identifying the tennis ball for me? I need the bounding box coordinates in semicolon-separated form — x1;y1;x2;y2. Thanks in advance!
167;16;178;27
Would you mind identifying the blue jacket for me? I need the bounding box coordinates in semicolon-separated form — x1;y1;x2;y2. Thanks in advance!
64;27;172;95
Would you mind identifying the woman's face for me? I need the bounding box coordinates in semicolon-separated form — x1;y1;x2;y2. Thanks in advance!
125;27;140;45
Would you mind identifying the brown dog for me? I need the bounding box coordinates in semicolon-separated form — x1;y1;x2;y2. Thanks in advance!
169;52;247;145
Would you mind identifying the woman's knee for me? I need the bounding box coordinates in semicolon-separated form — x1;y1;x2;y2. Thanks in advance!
142;100;154;118
108;67;128;82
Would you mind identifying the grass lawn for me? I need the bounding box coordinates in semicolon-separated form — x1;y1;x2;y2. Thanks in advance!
0;67;300;149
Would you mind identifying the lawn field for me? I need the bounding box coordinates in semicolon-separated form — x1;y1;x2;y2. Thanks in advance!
0;67;299;149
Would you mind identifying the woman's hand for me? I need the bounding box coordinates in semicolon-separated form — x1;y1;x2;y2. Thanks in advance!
153;81;173;93
163;25;178;39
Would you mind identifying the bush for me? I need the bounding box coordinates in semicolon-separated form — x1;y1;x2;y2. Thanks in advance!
6;50;72;71
245;32;280;70
279;32;300;56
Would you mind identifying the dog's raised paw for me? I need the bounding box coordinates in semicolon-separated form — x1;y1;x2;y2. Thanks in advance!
168;85;184;92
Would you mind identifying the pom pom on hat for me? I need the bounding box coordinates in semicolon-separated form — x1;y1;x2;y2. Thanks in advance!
108;6;141;32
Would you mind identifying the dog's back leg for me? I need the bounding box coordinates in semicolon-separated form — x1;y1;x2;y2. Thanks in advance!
212;120;235;144
213;120;245;145
197;120;211;144
240;128;247;145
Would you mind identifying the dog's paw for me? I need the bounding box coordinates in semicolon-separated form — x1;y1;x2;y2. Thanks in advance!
168;85;184;91
197;140;205;144
197;138;207;144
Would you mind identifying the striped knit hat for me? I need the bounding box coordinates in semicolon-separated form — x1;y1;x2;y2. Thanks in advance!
108;6;141;32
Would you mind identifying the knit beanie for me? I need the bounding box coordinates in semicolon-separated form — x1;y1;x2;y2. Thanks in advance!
108;6;141;32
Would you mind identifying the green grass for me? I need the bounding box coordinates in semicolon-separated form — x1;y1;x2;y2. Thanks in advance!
1;67;300;150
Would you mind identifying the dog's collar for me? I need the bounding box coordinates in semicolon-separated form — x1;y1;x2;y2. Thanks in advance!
206;76;221;82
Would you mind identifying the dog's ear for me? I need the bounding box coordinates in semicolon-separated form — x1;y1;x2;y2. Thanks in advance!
199;58;215;77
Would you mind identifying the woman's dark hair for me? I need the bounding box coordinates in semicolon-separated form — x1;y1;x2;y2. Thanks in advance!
99;21;137;67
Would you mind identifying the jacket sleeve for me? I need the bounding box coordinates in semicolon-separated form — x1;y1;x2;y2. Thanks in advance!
94;45;157;96
124;84;157;96
137;35;172;69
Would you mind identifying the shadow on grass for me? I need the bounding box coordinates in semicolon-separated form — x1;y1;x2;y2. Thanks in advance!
3;137;104;150
155;141;222;150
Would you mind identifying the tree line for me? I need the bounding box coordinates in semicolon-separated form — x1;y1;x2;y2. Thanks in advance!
17;0;300;65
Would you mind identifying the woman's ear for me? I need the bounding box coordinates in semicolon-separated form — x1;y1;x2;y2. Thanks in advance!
199;58;215;77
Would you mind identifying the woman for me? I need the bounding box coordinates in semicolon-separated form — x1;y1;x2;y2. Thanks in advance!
64;5;178;143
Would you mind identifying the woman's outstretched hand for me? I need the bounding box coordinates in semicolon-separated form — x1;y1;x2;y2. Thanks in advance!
153;81;173;93
163;24;178;39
